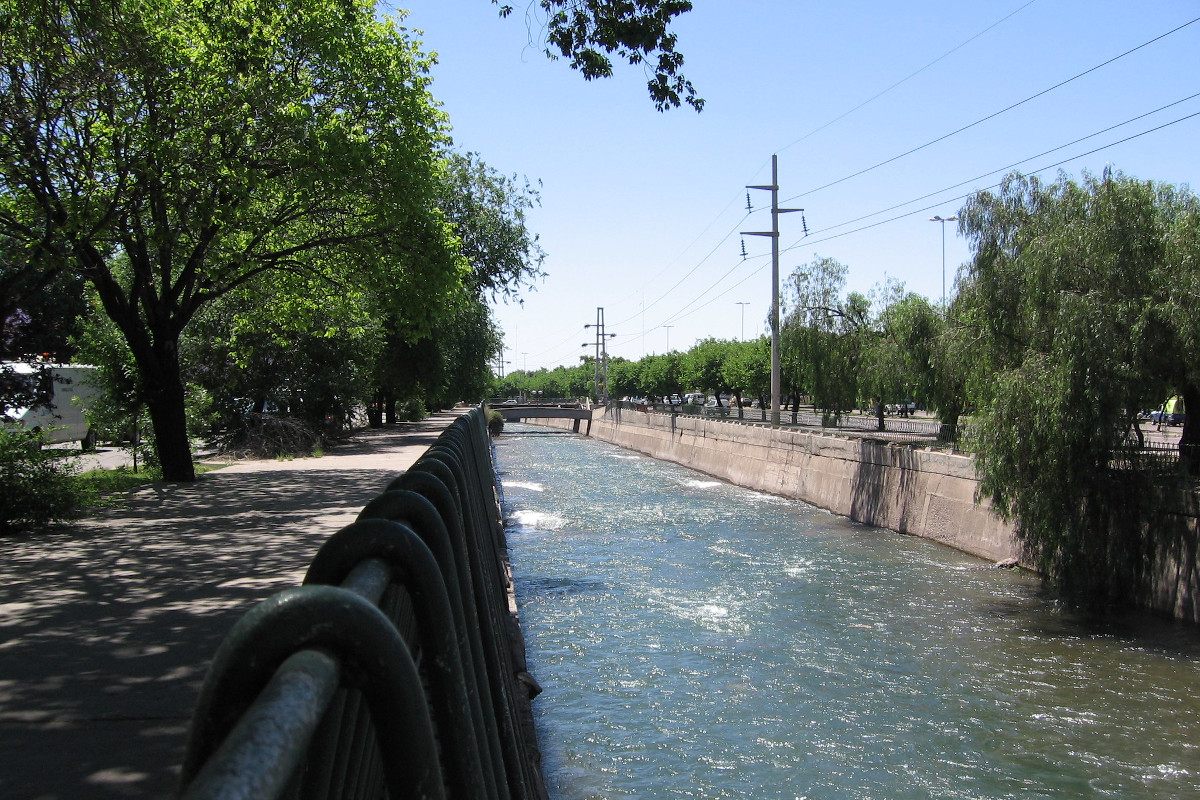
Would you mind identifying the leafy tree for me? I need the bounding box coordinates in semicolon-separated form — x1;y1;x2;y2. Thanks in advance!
371;151;542;419
184;275;384;433
378;288;502;414
0;239;86;365
606;357;639;400
493;0;702;111
0;237;88;413
780;256;867;421
684;338;733;406
721;337;769;416
888;293;966;438
439;151;546;301
956;170;1199;602
638;351;685;406
71;292;152;464
1;0;461;480
857;278;914;430
432;293;504;407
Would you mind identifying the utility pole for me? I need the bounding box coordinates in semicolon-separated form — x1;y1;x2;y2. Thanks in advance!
742;154;801;426
735;302;750;341
583;307;616;403
663;324;674;351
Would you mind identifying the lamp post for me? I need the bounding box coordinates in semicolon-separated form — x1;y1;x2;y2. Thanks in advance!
929;215;958;309
735;302;750;341
663;325;674;351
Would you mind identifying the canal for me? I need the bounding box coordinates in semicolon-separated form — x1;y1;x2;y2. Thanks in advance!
494;425;1200;800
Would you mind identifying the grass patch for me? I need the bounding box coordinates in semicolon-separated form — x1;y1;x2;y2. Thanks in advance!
80;466;159;497
80;462;227;505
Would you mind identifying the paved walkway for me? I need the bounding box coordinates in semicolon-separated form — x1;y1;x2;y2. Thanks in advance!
0;410;468;799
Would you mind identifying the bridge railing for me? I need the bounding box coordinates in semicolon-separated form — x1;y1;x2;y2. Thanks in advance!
178;406;546;800
487;397;581;407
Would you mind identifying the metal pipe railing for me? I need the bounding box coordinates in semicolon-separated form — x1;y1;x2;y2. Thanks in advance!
178;407;546;800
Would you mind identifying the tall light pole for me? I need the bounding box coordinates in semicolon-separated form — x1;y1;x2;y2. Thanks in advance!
663;325;674;351
929;215;958;309
735;302;750;341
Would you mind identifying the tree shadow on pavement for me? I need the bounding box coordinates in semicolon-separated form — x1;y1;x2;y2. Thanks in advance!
0;466;406;799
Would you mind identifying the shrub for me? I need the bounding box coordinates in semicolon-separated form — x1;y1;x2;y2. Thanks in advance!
396;398;428;422
215;414;322;459
487;409;504;437
0;428;91;531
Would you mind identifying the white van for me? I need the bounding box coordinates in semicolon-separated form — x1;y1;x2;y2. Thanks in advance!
4;363;100;448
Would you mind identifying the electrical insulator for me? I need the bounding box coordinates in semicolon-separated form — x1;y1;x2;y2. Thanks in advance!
740;237;748;260
802;213;810;237
745;192;753;212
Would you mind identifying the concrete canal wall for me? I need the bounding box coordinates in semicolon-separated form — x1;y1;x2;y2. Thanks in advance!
526;406;1200;623
584;406;1018;563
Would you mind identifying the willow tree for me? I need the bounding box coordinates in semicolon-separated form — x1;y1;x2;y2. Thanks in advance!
781;255;868;419
957;170;1199;601
0;0;462;479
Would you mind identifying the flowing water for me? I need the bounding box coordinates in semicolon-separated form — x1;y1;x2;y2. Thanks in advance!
493;425;1200;800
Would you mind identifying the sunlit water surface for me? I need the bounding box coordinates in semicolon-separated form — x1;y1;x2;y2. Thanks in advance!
494;426;1200;799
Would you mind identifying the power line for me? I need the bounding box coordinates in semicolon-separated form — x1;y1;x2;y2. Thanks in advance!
625;107;1200;337
609;17;1200;345
520;101;1200;366
777;0;1041;154
514;7;1052;354
781;108;1200;253
783;14;1200;203
607;212;752;329
503;14;1200;369
805;92;1200;240
603;190;751;317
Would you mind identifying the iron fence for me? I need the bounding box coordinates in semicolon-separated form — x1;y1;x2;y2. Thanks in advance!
1111;439;1199;473
179;407;546;800
625;402;1196;472
630;402;963;447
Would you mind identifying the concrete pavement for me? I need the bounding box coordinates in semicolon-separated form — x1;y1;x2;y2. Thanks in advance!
0;410;468;799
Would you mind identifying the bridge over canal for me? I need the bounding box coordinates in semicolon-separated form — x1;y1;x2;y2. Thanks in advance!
494;403;593;434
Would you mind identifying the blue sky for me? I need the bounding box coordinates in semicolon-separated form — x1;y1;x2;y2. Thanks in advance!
398;2;1200;372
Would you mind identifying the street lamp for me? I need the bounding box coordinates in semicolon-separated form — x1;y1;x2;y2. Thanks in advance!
929;215;958;309
735;302;750;341
663;325;674;351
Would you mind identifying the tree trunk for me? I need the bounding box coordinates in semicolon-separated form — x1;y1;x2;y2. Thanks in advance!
143;357;195;481
876;402;886;432
940;402;963;444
